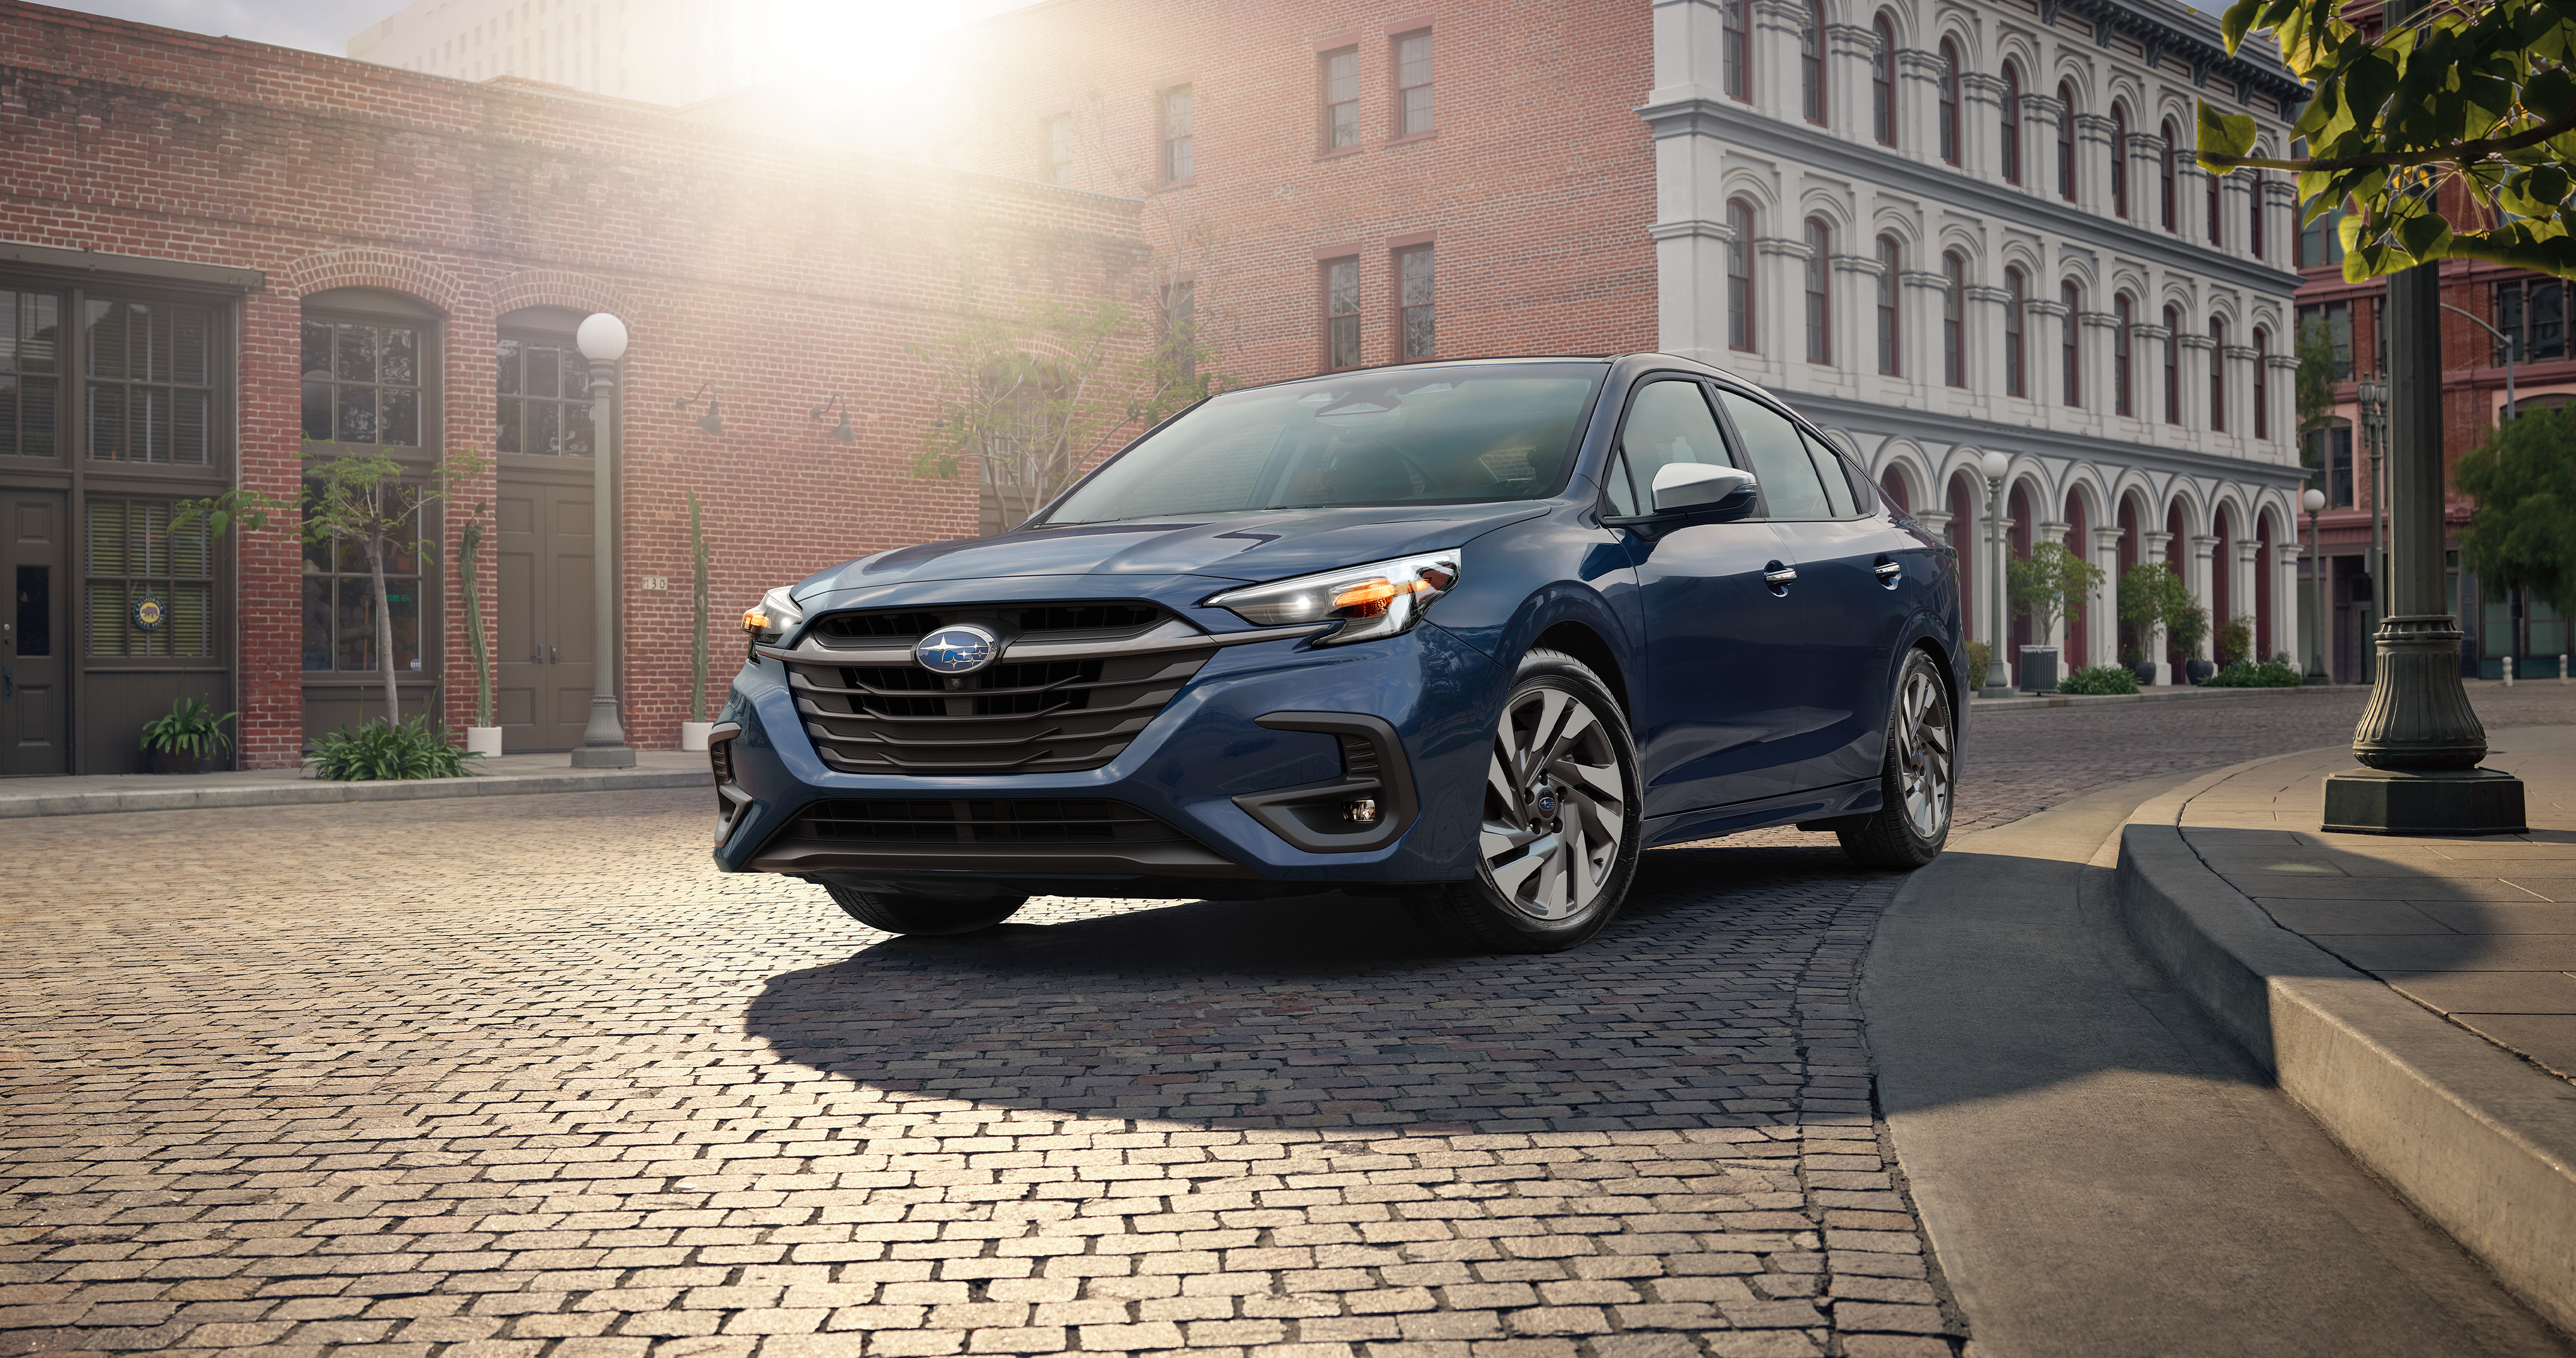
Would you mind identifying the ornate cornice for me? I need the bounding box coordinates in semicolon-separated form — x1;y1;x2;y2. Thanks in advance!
2038;0;2307;108
1782;388;2307;487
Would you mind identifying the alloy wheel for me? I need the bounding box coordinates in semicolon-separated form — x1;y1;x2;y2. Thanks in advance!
1896;665;1954;839
1479;687;1628;921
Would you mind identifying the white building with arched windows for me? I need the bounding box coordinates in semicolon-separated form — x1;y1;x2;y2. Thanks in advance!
1644;0;2312;681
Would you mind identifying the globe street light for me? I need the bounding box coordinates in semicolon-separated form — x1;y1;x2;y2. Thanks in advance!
572;312;636;768
1979;449;2014;698
2302;487;2329;685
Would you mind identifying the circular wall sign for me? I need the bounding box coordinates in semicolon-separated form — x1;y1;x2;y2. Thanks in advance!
130;593;167;631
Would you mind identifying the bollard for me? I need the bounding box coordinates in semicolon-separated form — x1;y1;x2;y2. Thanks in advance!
2504;655;2514;687
2562;653;2570;685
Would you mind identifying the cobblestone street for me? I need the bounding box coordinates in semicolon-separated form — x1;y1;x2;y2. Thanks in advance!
6;685;2573;1358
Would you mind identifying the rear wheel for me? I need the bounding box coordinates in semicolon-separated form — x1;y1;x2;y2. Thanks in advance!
823;884;1027;935
1836;648;1956;869
1409;649;1641;954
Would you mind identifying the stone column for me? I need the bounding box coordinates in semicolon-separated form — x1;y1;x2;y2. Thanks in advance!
2018;89;2063;194
2124;131;2163;228
1961;72;2006;183
2081;309;2121;426
2134;321;2172;428
2075;113;2117;214
2035;519;2072;653
1833;251;1882;378
2182;165;2218;250
1757;234;1810;367
2224;343;2257;443
2233;536;2262;653
2190;533;2221;666
1828;22;1879;138
1966;283;2010;414
1752;0;1807;123
2023;295;2069;409
2265;350;2302;455
2093;524;2127;673
1650;218;1735;362
2219;174;2255;262
2141;528;2175;683
2179;328;2216;436
2275;539;2304;665
1902;269;1949;390
1897;48;1947;167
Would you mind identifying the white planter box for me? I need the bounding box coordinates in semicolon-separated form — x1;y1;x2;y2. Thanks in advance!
680;721;714;753
465;726;504;758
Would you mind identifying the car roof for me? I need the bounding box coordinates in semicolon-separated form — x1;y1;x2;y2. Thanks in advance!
1214;352;1774;399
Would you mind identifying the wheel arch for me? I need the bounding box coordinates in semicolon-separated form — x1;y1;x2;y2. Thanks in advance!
1530;621;1632;724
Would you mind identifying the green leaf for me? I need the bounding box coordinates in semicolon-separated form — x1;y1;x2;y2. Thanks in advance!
2397;211;2453;257
2221;0;2262;54
2197;101;2259;170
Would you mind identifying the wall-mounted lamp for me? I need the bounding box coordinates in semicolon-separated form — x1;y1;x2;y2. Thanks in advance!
675;382;725;435
811;393;856;444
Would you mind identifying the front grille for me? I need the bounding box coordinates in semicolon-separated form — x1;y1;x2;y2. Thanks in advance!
788;798;1189;846
782;601;1218;776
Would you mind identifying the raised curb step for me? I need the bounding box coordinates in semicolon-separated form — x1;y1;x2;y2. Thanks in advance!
0;766;705;819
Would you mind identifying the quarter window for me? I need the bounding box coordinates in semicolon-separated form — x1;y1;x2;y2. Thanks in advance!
1396;31;1433;135
1;289;61;458
86;497;210;658
91;300;215;463
496;335;597;456
301;319;421;448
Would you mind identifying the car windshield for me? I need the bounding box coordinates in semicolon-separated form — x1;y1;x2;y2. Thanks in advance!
1034;362;1606;526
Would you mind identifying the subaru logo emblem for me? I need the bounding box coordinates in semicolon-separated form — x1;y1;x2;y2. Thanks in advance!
914;624;999;675
1537;795;1558;815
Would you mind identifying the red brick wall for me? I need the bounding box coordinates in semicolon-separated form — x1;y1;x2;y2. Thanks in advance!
0;1;1150;765
941;0;1658;388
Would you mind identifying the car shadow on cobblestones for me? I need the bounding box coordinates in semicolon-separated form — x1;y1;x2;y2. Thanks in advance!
741;841;1890;1134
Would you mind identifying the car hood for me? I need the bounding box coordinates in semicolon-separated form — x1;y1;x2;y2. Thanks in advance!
795;504;1554;598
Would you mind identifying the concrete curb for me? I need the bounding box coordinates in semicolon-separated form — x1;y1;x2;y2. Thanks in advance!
2114;761;2576;1337
1970;683;2351;712
0;768;706;819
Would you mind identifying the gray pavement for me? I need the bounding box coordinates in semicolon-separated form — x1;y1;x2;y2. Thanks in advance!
0;753;706;819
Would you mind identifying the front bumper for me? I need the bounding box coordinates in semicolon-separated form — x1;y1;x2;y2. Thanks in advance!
709;600;1504;897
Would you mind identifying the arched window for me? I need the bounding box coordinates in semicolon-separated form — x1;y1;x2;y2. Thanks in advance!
2061;280;2083;407
1804;217;1833;363
2056;80;2078;201
2159;118;2179;231
1726;198;1757;351
1875;233;1901;375
2253;326;2271;439
1942;250;1967;386
1938;40;1962;165
2004;266;2028;397
2113;294;2135;417
2110;102;2130;218
1999;62;2023;184
1801;0;1828;124
1872;14;1897;145
2249;170;2267;260
1724;0;1751;102
2163;304;2182;422
2209;316;2228;432
2207;143;2223;245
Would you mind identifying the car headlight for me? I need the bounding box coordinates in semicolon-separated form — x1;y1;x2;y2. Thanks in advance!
1206;550;1460;647
742;585;804;648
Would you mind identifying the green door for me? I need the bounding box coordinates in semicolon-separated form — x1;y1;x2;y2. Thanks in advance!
2;489;67;775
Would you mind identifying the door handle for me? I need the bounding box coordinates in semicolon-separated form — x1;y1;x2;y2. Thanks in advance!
549;643;560;664
1874;559;1903;585
1761;562;1798;592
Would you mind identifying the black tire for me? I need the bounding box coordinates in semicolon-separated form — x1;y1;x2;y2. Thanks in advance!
1837;648;1957;869
1408;648;1643;954
823;884;1027;935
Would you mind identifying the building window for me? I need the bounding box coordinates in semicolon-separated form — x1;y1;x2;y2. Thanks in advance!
1804;219;1832;363
2160;119;2178;231
1324;258;1361;369
1875;234;1901;375
2114;294;2135;416
2321;422;2354;506
496;335;596;456
1942;250;1966;387
1322;48;1358;149
2496;277;2566;362
1724;0;1751;102
89;299;215;465
1045;113;1075;185
1937;40;1960;165
301;319;420;449
1727;199;1757;351
2004;267;2027;398
2206;151;2223;246
300;478;423;675
2061;282;2082;407
2163;304;2182;423
2209;317;2228;432
2253;326;2271;439
1396;30;1433;136
1398;245;1435;360
2110;102;2130;218
86;497;210;658
2297;299;2355;376
1;289;60;458
1801;0;1826;124
2250;170;2268;260
1160;87;1194;182
1999;62;2023;185
2056;81;2077;202
1871;14;1896;145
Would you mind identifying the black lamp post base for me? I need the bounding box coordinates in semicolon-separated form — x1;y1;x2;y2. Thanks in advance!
2322;767;2528;836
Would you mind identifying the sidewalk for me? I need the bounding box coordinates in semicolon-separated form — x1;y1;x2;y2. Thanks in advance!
1969;674;2563;712
2115;725;2576;1337
0;749;707;819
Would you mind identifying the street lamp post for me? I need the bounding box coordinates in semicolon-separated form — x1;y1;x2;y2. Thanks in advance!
2357;375;2387;682
1979;449;2014;698
572;312;636;768
2302;487;2329;685
2441;302;2516;421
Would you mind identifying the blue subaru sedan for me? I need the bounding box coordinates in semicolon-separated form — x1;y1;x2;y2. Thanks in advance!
710;354;1962;952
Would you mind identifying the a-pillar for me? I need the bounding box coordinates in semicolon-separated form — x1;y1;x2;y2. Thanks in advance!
2140;528;2175;683
2189;533;2221;666
2092;524;2126;671
2035;519;2072;654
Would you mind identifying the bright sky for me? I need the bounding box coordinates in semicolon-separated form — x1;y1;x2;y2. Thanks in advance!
55;0;389;53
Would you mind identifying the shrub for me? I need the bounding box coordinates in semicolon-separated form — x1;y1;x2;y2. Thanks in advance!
307;714;482;781
2057;664;2141;695
2202;659;2303;688
1965;640;1992;687
140;697;236;758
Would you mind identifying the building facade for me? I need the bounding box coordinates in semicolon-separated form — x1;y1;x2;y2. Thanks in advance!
347;0;738;106
0;1;1148;775
952;0;2313;684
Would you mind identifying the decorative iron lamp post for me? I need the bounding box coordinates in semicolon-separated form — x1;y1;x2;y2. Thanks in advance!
2302;487;2329;685
1979;449;2014;698
571;312;636;768
2357;374;2389;656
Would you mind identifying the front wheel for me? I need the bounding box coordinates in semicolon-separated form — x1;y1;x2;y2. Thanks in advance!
1409;648;1641;954
823;884;1026;935
1836;648;1957;869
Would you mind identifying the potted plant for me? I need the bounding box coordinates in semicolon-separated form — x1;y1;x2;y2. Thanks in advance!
2170;596;2214;682
2006;543;2103;695
2118;562;2197;685
682;490;716;753
140;697;235;774
458;501;502;758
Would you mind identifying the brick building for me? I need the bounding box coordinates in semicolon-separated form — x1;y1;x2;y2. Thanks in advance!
940;0;2314;687
0;1;1150;774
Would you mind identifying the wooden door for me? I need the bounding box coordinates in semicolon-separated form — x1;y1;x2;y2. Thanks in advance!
1;490;68;775
494;478;594;751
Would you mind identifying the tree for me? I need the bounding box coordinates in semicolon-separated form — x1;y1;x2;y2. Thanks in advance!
2007;542;2107;646
303;448;487;728
2196;0;2576;280
2119;561;2206;662
2455;403;2576;614
2296;316;2343;451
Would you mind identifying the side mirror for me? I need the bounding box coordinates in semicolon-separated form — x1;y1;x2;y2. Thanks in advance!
1651;462;1757;514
